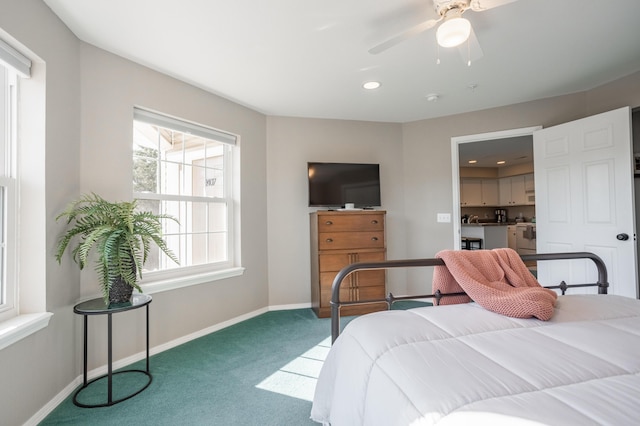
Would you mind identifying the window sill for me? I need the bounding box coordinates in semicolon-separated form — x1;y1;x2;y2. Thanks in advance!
140;266;246;295
0;312;54;351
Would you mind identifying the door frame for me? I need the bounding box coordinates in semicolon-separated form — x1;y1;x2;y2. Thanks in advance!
451;126;542;249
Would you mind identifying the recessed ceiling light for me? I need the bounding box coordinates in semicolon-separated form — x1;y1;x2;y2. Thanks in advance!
468;160;477;164
363;81;381;90
497;160;506;165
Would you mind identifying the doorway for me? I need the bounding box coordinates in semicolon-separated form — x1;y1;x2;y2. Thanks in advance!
451;126;541;250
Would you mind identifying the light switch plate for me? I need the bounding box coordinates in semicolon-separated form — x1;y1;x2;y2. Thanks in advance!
437;213;451;223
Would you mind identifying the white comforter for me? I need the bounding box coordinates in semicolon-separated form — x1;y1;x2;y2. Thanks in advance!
311;295;640;425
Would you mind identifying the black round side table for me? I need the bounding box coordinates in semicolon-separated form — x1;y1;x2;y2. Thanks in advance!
73;294;153;408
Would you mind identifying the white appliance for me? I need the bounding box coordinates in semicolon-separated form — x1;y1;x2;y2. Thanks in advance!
507;225;517;250
516;223;536;255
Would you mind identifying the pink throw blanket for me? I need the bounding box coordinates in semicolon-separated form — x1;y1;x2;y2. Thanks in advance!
432;248;558;320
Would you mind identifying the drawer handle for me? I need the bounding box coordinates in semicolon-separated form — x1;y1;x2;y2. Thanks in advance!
371;220;378;224
371;237;378;241
326;238;333;243
325;220;333;225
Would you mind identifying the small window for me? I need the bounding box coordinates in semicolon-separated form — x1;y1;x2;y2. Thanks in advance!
133;108;238;277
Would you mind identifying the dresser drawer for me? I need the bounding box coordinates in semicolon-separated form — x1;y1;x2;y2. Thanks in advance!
318;231;384;250
319;251;385;272
320;282;385;306
320;270;386;289
318;213;384;232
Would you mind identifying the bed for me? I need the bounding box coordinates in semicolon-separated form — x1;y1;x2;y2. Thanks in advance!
310;251;640;425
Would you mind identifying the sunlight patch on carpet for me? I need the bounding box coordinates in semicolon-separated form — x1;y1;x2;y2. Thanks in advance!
255;336;332;401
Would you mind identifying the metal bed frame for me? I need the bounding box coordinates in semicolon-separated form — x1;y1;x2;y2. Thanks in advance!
330;252;608;343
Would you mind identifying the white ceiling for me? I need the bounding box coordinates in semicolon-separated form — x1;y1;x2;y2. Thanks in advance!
43;0;640;123
459;135;532;168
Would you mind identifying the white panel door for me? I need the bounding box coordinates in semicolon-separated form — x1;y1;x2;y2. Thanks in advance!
534;107;637;298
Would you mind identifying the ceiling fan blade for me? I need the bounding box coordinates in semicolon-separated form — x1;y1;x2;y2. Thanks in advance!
457;26;484;65
369;18;440;55
470;0;517;12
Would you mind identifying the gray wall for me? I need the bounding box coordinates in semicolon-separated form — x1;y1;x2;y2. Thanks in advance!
1;1;269;424
1;0;640;424
77;43;269;367
0;1;81;425
264;73;640;300
400;73;640;293
266;116;408;303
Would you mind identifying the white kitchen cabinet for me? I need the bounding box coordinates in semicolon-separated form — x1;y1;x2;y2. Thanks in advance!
481;180;499;206
499;174;533;206
510;175;526;205
460;179;482;206
461;179;498;206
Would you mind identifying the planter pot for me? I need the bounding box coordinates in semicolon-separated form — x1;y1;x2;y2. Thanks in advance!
109;276;134;304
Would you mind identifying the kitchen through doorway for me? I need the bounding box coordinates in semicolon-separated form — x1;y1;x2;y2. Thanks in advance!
451;127;539;253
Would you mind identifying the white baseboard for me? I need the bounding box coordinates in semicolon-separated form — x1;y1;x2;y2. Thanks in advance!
24;377;82;426
25;302;311;424
269;302;311;311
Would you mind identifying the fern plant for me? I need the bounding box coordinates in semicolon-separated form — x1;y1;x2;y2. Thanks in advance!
55;193;179;304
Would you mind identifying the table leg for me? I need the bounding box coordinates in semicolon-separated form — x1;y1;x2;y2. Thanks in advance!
107;312;112;405
83;315;88;386
146;305;150;372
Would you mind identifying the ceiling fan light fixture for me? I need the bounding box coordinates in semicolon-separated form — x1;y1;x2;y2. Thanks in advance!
436;14;471;48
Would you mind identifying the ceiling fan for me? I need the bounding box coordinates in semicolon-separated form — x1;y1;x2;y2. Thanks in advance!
369;0;517;58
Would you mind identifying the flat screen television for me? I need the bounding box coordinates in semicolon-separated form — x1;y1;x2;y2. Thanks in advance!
307;162;381;208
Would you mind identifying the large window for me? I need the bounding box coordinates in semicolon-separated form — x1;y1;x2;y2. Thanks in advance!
133;108;238;279
0;44;24;321
0;36;52;348
0;64;17;320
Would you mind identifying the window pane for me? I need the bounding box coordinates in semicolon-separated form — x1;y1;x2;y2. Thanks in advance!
162;235;182;271
191;233;208;266
159;161;181;196
208;203;227;233
205;167;224;198
133;123;160;195
182;164;194;196
0;66;7;177
191;201;208;234
162;200;182;235
208;232;228;263
133;156;158;193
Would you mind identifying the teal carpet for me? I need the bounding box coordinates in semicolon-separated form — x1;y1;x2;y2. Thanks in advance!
41;301;428;425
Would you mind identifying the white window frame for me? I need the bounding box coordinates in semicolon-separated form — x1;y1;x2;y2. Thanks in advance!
0;66;17;322
133;108;243;294
0;36;52;350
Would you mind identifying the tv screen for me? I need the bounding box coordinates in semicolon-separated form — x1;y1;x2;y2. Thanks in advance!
308;162;381;208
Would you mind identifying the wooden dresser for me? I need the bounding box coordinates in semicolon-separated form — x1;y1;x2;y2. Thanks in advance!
310;210;387;318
